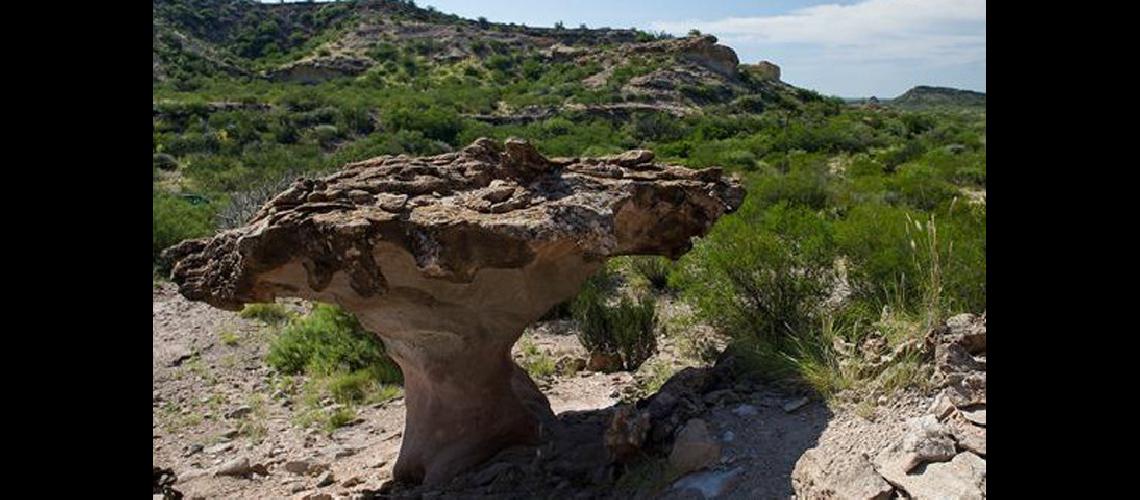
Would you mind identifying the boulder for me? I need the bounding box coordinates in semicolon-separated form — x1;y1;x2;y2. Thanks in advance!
878;452;986;500
214;457;252;478
604;405;650;463
792;448;894;500
163;138;743;486
669;419;721;475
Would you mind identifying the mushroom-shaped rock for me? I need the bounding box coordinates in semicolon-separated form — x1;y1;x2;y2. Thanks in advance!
163;138;744;486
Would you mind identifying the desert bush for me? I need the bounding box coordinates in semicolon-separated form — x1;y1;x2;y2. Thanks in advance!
367;42;398;61
309;124;341;146
216;169;304;230
673;201;835;344
153;191;215;264
267;303;403;383
629;256;673;291
239;303;294;324
573;283;658;371
153;153;180;171
327;369;400;404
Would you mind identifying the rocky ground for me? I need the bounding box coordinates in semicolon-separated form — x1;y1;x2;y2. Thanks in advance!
153;282;985;499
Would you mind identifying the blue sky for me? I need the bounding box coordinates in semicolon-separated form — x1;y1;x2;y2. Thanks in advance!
265;0;986;97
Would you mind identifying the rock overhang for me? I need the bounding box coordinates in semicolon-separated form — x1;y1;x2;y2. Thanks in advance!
164;137;744;312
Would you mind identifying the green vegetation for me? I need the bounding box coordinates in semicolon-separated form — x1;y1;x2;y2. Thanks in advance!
153;0;985;399
265;303;404;433
517;335;557;380
239;303;295;324
267;303;401;381
573;279;658;371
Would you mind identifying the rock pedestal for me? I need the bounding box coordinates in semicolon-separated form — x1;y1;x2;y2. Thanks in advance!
164;138;743;485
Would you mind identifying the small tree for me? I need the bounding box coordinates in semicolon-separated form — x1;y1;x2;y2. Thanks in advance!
688;28;702;37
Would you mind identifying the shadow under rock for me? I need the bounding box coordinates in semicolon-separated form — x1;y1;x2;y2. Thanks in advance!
365;355;831;499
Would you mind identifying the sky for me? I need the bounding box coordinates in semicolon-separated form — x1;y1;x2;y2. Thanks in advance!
264;0;986;97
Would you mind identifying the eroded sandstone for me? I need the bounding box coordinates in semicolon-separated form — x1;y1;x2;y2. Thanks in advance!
163;137;743;485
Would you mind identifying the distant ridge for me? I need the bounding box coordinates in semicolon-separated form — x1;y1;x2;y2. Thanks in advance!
891;85;985;108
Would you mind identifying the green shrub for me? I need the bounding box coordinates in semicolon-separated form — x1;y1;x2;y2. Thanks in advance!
267;303;402;383
673;201;835;344
153;191;214;264
367;42;398;61
573;283;658;371
153;153;180;171
239;303;294;324
310;124;341;146
327;369;394;404
629;256;673;291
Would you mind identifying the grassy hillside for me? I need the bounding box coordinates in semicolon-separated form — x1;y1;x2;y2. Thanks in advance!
891;86;986;109
153;0;986;395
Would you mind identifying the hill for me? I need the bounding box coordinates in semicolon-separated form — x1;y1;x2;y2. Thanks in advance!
891;85;986;108
153;0;800;111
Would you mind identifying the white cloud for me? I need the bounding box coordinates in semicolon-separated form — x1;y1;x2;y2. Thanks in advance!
651;0;985;68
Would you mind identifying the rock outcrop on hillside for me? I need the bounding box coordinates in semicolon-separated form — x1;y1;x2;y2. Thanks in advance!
793;313;987;499
163;138;743;485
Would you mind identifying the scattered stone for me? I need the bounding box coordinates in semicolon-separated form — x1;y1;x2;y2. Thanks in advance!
220;428;239;439
250;463;270;476
669;419;721;475
731;404;758;417
604;405;650;463
166;345;194;367
184;443;204;457
315;470;335;487
587;352;624;373
326;445;359;459
671;466;745;499
555;356;587;375
647;391;679;419
472;462;517;486
793;448;894;500
214;457;252;477
960;408;986;427
722;431;735;443
341;476;365;488
945;412;987;456
284;459;322;476
302;493;333;500
205;442;234;455
176;468;208;484
702;389;738;406
783;397;810;413
225;405;253;419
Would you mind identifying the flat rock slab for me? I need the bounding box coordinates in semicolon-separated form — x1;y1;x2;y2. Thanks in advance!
878;452;986;500
793;447;894;500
